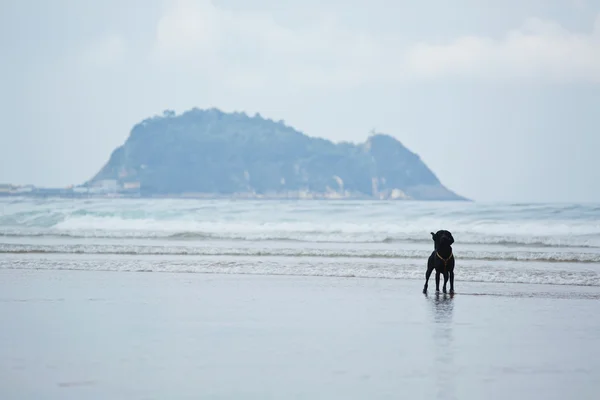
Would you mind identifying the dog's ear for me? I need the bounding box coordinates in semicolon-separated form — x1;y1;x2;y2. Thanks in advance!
448;232;454;245
430;232;436;240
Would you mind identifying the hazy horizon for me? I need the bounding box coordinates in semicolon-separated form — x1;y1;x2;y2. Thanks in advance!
1;0;599;202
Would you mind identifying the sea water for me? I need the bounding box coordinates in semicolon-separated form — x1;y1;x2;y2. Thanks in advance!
1;197;599;287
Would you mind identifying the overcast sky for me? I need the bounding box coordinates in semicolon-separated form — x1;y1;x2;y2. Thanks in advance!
1;0;599;202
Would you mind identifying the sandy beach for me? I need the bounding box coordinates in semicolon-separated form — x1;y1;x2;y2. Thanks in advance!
1;268;599;400
2;198;600;399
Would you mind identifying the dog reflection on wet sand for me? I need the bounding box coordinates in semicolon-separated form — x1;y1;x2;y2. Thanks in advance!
425;291;455;322
424;291;456;398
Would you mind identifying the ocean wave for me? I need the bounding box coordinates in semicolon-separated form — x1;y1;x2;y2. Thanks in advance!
2;258;599;287
1;229;599;248
2;199;600;248
2;243;600;264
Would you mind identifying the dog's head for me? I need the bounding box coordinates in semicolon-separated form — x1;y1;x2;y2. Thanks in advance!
431;230;454;249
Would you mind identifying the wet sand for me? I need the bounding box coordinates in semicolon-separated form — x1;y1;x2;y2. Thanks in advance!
1;269;599;400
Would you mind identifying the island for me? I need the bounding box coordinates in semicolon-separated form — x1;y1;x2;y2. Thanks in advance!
2;108;468;201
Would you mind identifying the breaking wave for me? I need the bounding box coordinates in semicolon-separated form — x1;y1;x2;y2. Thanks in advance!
2;243;600;264
2;226;600;249
2;199;600;247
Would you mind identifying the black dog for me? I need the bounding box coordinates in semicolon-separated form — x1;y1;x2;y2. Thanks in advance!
423;230;455;294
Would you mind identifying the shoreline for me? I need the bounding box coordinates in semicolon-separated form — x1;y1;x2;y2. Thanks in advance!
3;248;599;288
0;193;471;201
2;265;600;296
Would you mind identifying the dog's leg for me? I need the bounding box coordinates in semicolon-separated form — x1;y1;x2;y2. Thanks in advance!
423;270;431;293
442;272;449;293
423;257;434;293
435;271;440;292
449;270;455;293
423;268;433;293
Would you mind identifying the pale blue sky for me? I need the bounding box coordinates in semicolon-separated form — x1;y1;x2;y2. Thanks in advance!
1;0;599;202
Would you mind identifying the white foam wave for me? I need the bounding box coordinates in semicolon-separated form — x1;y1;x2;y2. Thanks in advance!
2;226;600;250
2;243;600;263
2;199;600;248
2;258;599;287
51;215;600;238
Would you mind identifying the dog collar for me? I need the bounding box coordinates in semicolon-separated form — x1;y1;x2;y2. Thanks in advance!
436;251;453;265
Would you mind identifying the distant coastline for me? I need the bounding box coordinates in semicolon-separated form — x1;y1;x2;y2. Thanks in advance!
0;184;471;201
